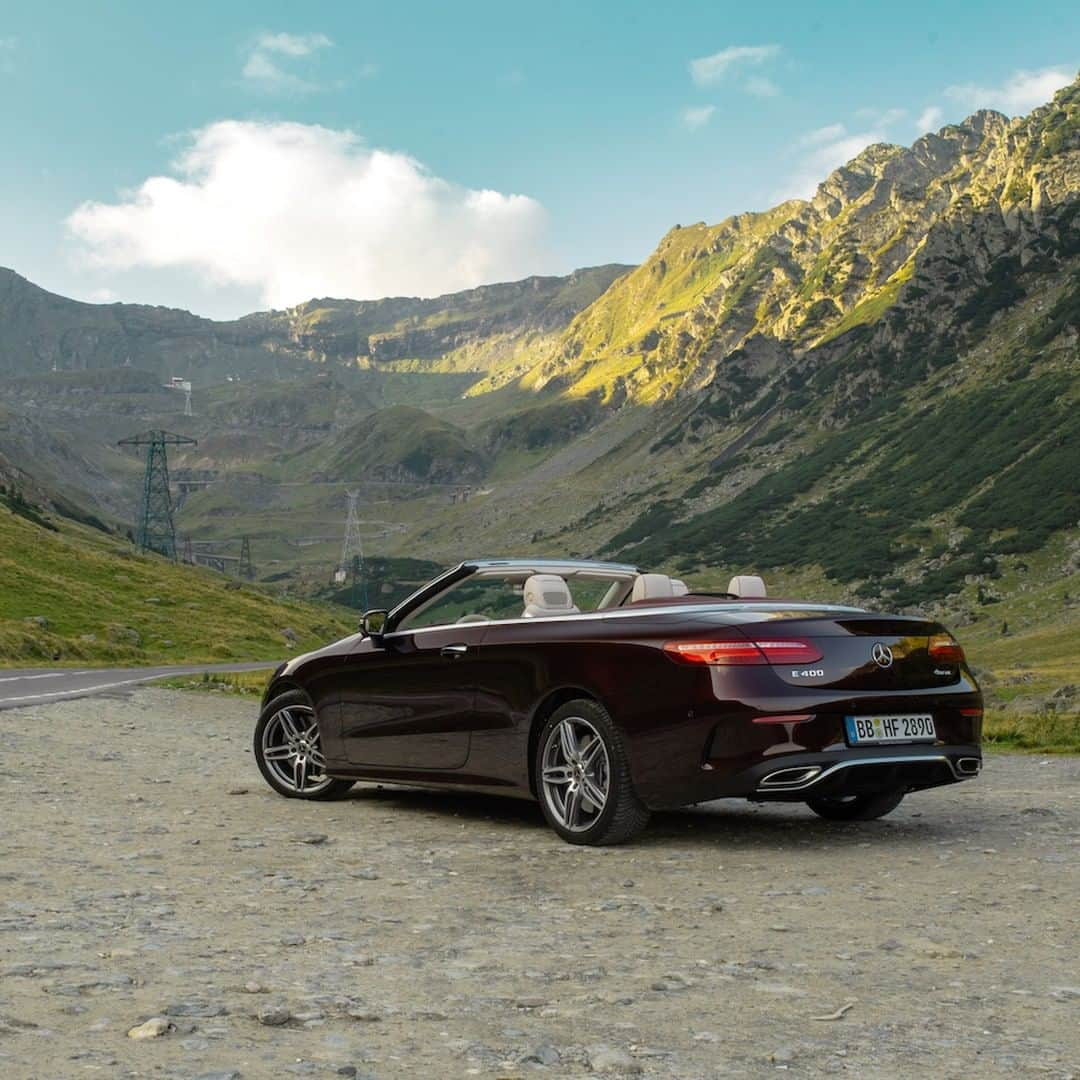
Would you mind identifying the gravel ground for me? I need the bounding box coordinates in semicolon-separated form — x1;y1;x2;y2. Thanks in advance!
1;688;1077;1080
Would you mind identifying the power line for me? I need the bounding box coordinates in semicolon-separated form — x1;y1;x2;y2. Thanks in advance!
117;430;197;559
334;490;367;607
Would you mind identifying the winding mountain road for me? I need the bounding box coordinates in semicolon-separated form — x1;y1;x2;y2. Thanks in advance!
0;661;277;710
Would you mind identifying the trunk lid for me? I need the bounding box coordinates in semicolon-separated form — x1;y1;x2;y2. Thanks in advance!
740;612;961;691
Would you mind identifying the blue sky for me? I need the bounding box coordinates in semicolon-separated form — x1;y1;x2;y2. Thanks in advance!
0;0;1076;318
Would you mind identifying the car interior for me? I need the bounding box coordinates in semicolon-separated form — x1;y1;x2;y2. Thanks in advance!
398;567;771;629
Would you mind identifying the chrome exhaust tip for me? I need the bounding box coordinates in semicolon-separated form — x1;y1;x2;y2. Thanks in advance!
759;766;823;789
956;757;982;776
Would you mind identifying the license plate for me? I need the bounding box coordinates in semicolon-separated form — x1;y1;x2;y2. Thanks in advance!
845;714;937;745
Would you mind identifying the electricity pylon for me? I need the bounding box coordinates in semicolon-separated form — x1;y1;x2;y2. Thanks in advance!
117;430;197;559
335;490;367;607
239;536;254;580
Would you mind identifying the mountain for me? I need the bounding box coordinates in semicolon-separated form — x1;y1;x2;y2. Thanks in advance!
0;263;630;385
519;84;1079;405
0;497;352;664
0;76;1077;665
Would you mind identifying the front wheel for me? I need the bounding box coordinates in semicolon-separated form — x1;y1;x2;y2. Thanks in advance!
806;788;905;821
254;690;354;800
536;699;650;846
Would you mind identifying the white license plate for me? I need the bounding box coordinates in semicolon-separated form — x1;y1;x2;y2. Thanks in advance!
845;714;936;745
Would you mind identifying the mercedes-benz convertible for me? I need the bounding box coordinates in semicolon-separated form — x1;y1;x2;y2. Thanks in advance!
254;558;983;845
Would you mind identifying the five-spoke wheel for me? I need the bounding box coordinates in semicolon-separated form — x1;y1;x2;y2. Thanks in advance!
536;699;650;845
540;714;611;833
254;690;354;800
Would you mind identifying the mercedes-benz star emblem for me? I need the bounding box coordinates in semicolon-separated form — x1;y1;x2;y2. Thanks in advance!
871;643;894;668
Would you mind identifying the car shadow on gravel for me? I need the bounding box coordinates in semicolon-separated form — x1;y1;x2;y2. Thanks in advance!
344;782;958;849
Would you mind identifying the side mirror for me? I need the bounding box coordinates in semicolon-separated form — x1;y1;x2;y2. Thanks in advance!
360;609;389;641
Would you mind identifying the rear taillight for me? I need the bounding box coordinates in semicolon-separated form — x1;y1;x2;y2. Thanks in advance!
959;707;983;719
752;713;814;725
663;638;823;666
928;633;965;664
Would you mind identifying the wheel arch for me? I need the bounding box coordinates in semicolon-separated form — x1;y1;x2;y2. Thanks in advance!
526;685;601;797
262;677;309;709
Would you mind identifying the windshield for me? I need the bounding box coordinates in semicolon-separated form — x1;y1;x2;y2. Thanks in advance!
396;570;632;630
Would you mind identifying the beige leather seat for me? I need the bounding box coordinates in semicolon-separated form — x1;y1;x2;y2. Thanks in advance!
522;574;580;618
631;573;676;601
671;579;689;596
728;574;767;598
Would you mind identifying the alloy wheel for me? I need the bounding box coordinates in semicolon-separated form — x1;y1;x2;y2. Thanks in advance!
540;715;611;832
260;704;333;795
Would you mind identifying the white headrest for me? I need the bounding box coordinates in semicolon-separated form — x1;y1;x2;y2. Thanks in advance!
671;579;689;596
728;574;767;598
631;573;675;601
522;574;579;618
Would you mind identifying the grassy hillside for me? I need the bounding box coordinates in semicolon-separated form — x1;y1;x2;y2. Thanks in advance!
0;503;353;665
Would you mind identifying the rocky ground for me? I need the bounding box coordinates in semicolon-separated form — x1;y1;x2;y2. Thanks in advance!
0;688;1077;1080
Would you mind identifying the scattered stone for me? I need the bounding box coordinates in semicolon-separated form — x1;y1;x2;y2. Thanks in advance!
257;1003;292;1026
163;1000;227;1018
280;933;305;946
587;1046;642;1074
227;787;249;796
346;1007;382;1022
296;833;329;845
106;624;142;647
351;868;379;880
127;1016;173;1039
24;616;49;629
768;1047;797;1064
521;1044;560;1066
281;627;299;643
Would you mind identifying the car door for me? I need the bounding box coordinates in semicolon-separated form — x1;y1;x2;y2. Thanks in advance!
339;623;489;770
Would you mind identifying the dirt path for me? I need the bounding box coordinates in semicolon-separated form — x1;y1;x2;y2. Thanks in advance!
1;688;1077;1079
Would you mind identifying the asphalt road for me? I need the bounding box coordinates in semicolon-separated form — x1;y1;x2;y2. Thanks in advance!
0;661;277;710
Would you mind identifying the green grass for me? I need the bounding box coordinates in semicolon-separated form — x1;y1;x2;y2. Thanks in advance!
0;505;353;665
161;670;271;697
983;710;1079;753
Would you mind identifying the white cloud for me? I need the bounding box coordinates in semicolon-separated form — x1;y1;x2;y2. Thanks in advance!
779;126;887;201
744;75;780;98
798;123;847;148
681;105;715;131
944;65;1073;115
65;121;551;310
242;31;333;94
856;106;906;127
689;44;780;87
916;105;944;133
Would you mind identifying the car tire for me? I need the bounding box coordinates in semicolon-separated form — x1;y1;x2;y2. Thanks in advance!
254;690;354;801
535;699;650;846
805;788;905;821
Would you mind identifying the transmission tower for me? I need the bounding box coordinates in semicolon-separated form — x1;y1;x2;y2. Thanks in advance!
239;536;254;580
181;536;194;564
117;430;197;559
184;387;193;417
335;490;366;604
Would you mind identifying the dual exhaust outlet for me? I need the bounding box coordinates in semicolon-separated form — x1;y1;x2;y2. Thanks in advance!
759;754;982;792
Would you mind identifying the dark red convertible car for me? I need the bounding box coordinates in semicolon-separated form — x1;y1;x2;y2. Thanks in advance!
254;558;983;844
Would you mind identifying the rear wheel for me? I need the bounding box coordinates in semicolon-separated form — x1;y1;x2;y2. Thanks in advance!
536;699;650;846
254;690;354;801
806;788;905;821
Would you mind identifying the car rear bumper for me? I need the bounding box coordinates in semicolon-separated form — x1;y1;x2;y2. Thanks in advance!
713;744;982;802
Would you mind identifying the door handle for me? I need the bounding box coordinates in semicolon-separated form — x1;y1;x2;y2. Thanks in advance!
440;643;469;658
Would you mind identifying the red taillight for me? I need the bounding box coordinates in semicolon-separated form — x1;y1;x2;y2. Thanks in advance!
663;638;823;666
959;707;983;718
752;713;814;725
928;633;965;664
